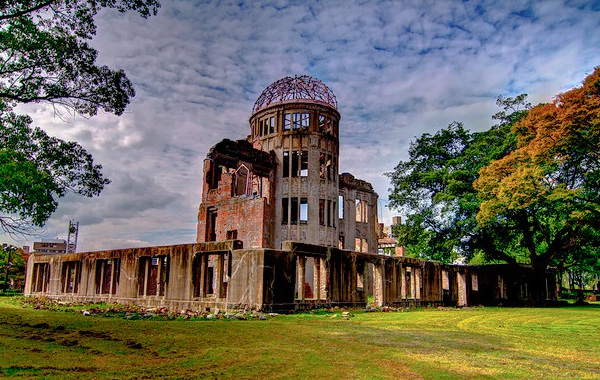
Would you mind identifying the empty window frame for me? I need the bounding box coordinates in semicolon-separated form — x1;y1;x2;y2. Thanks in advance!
291;197;299;224
282;198;289;224
284;151;308;177
319;199;325;226
234;165;250;196
61;261;81;294
138;256;169;297
207;163;221;190
355;199;368;223
284;113;291;131
261;116;275;136
31;263;50;293
291;113;310;130
327;199;332;227
338;195;344;219
318;114;333;134
283;197;306;224
283;151;290;177
206;208;217;242
319;153;335;180
192;253;230;298
355;238;368;253
300;151;308;176
95;259;121;295
300;198;308;223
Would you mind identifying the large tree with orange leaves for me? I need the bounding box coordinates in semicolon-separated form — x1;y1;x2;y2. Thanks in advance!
474;67;600;300
389;68;600;303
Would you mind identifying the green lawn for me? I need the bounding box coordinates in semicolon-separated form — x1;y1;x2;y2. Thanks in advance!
0;298;598;379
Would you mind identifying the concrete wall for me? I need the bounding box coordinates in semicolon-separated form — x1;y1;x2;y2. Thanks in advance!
25;242;557;312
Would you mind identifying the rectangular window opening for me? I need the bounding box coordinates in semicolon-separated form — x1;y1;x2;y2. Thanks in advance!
300;151;308;176
283;151;290;177
291;197;299;224
291;151;300;177
282;198;289;225
300;198;308;223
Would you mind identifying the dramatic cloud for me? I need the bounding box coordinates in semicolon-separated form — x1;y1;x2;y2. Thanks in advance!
5;0;600;251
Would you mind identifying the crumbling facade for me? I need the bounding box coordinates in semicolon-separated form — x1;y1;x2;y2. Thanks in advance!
24;75;557;310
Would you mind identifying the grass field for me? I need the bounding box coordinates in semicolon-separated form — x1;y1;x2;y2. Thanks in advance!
0;297;598;379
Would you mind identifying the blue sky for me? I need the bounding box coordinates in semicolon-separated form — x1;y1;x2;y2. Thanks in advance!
7;0;600;251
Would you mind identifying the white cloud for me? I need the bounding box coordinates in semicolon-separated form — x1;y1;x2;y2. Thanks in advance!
4;0;600;249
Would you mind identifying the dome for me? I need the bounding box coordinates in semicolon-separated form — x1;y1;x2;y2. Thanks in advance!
252;75;338;114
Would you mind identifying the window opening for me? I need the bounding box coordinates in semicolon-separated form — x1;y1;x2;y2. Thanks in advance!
269;116;275;134
300;198;308;223
138;256;168;297
234;165;249;196
293;113;301;130
291;151;300;177
283;151;290;177
206;208;217;241
61;261;81;294
284;114;291;130
300;151;308;176
291;197;299;224
282;198;289;224
301;113;309;130
95;259;121;295
338;195;344;219
319;199;325;226
31;263;50;293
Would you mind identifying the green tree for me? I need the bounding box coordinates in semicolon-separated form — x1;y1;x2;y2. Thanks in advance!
0;244;26;291
0;0;160;234
386;95;527;263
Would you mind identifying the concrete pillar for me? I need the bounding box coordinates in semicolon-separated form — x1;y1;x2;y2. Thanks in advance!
216;254;224;298
400;266;406;300
319;257;327;300
313;257;320;301
373;262;384;307
410;268;416;299
297;256;305;301
415;267;421;300
457;272;467;306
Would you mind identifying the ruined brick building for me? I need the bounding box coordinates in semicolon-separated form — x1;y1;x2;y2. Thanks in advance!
24;76;557;311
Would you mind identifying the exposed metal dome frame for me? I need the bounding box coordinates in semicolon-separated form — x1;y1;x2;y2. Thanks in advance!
252;75;338;114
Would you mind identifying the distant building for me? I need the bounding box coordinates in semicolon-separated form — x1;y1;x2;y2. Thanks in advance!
32;239;74;254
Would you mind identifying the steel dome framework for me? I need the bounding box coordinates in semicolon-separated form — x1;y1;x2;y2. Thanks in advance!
252;75;338;114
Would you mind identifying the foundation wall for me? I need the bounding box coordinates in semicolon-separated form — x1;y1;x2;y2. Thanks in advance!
25;242;557;311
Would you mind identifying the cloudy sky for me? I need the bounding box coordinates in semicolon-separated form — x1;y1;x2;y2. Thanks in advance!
6;0;600;252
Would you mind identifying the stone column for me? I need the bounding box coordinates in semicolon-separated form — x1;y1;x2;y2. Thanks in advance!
457;272;467;306
319;257;327;300
297;256;305;301
373;262;384;307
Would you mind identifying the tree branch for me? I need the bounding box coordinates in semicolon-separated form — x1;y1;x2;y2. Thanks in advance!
0;1;55;21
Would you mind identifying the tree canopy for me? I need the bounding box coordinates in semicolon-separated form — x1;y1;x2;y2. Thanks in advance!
388;67;600;301
0;0;160;234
